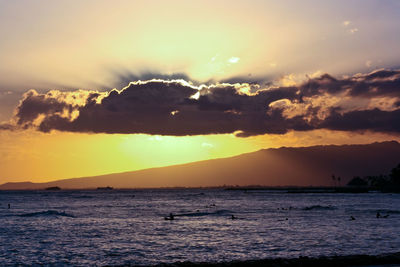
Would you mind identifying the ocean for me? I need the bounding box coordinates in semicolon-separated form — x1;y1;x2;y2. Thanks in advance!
0;189;399;266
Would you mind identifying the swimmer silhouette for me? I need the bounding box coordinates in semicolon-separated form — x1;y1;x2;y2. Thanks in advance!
8;204;10;209
231;215;237;220
165;213;174;220
350;216;356;220
376;212;381;218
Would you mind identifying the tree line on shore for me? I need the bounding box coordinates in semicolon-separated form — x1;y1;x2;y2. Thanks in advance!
347;163;400;192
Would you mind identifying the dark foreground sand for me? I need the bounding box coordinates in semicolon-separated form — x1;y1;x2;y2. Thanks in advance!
139;252;400;267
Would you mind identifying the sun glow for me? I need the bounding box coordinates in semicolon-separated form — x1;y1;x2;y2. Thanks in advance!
1;128;398;183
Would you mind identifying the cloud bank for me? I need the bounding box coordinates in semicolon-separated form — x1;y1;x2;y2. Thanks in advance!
3;69;400;137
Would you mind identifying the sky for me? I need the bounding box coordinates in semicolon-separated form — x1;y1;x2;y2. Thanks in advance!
1;0;400;183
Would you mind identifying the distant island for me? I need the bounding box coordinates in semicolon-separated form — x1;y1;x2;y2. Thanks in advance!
96;186;113;190
45;186;61;191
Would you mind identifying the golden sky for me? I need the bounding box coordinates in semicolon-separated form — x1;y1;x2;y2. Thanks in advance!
1;0;400;183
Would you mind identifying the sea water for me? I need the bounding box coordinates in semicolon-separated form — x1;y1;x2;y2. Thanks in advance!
0;189;399;265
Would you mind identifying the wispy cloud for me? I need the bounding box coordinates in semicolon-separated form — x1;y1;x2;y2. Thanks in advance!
342;20;351;27
342;20;358;34
348;28;359;34
228;57;240;64
201;142;214;148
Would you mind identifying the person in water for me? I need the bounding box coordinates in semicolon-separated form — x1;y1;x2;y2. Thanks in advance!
165;213;174;220
231;215;237;220
376;212;381;218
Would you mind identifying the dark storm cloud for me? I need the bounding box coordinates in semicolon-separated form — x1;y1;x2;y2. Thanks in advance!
298;70;400;98
15;90;70;125
3;69;400;136
0;123;14;130
321;108;400;132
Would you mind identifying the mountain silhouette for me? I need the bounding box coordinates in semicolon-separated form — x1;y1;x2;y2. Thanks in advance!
1;141;399;189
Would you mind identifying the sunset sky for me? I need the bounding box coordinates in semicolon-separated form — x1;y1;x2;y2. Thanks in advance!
1;0;400;183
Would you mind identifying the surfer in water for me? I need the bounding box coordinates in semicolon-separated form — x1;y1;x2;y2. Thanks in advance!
165;213;174;220
377;212;390;218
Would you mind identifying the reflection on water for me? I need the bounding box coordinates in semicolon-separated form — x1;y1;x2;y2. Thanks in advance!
0;189;399;265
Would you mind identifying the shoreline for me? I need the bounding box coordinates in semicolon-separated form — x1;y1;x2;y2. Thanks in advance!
146;252;400;267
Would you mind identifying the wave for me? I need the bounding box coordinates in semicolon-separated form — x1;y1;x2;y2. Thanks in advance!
182;192;206;197
173;209;234;217
18;210;75;218
302;205;336;211
72;195;93;199
375;209;400;214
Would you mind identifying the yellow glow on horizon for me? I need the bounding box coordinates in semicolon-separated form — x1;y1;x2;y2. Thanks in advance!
1;129;398;184
0;130;259;183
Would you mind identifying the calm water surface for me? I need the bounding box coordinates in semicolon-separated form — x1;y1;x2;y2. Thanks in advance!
0;189;399;265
